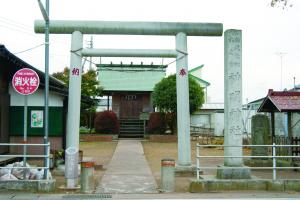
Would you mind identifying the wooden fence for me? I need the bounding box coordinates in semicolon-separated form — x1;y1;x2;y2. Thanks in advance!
274;136;300;162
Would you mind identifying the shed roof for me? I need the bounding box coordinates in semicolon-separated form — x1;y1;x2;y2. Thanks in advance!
188;64;210;87
257;89;300;112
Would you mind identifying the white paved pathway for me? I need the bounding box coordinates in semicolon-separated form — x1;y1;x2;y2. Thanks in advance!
96;140;158;194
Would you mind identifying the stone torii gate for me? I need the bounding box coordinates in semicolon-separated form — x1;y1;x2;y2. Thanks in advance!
35;20;248;186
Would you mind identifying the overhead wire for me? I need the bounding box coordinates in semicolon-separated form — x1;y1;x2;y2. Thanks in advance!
13;43;45;54
0;16;33;31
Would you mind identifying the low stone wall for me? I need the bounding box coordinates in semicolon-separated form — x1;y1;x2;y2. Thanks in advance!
149;135;177;142
0;179;55;192
189;179;300;192
80;134;116;142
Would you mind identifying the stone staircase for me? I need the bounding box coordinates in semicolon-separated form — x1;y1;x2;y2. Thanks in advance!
119;119;144;138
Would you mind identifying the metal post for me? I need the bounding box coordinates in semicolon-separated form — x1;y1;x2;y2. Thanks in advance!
271;112;275;143
23;95;28;179
46;142;50;179
107;95;109;110
144;120;146;136
89;109;92;134
81;159;95;193
196;146;200;180
272;142;277;181
160;158;175;192
176;32;191;167
43;0;50;179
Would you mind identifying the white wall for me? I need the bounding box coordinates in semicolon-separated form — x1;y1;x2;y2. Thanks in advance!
190;113;210;128
242;109;258;135
9;85;64;107
190;69;202;79
213;113;224;136
292;113;300;137
190;112;224;136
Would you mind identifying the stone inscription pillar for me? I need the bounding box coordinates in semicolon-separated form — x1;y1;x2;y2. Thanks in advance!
224;29;243;166
217;29;251;179
251;114;270;160
176;32;191;167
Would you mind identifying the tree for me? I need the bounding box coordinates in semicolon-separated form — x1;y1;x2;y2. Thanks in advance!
52;67;69;85
271;0;293;9
152;74;204;114
52;67;102;104
52;67;103;127
151;74;205;133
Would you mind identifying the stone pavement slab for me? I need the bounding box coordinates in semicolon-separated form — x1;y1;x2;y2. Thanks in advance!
96;140;158;194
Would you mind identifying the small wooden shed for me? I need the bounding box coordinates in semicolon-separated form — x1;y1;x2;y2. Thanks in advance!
258;89;300;141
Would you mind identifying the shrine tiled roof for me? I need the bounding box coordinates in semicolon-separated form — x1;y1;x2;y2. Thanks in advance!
258;89;300;112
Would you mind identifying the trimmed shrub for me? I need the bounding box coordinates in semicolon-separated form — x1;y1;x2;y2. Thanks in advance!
94;111;119;134
146;112;167;134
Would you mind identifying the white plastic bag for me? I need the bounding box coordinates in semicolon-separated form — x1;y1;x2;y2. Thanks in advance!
0;173;18;181
11;162;30;179
0;164;12;176
35;169;52;180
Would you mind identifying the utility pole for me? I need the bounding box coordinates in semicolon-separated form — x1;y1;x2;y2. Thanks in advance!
87;36;93;71
276;52;287;91
37;0;49;179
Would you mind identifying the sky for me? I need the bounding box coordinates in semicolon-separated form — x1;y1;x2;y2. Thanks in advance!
0;0;299;103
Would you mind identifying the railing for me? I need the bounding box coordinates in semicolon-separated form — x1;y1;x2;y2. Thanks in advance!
196;143;300;181
0;142;51;180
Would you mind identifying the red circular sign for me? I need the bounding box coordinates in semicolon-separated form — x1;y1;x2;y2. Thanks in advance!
12;68;40;95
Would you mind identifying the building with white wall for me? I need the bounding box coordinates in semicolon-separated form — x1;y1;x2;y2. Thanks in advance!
0;44;92;154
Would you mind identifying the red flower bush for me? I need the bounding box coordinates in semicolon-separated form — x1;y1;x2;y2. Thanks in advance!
94;111;119;134
146;112;167;134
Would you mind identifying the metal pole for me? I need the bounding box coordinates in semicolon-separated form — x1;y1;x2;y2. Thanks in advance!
43;0;50;179
275;52;287;91
89;36;93;71
280;56;283;90
272;142;277;181
23;95;28;179
89;109;92;134
46;142;50;179
196;146;200;180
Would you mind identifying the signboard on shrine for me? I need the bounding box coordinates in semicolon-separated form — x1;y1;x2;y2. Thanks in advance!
12;68;40;95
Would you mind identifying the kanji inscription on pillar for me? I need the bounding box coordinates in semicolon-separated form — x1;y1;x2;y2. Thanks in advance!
179;68;186;76
72;68;80;76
